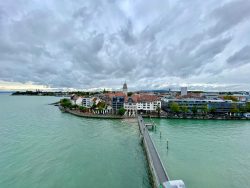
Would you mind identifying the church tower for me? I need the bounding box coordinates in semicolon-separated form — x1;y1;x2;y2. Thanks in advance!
123;82;128;96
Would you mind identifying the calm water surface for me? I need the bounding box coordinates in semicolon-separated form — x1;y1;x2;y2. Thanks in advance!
0;95;150;188
1;94;250;188
149;118;250;188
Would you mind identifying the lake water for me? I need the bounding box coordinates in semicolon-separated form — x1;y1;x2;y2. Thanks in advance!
1;94;250;188
149;118;250;188
0;95;150;188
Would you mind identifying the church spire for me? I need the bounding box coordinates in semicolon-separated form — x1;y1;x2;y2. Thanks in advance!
123;82;128;95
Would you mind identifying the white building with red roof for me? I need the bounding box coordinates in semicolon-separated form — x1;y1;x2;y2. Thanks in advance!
124;93;161;116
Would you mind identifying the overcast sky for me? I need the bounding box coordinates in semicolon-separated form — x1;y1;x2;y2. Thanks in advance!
0;0;250;91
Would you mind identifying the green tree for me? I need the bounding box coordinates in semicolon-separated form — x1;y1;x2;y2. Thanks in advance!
91;102;97;109
170;102;180;114
239;106;247;114
201;105;208;114
191;106;198;115
230;106;239;114
223;95;238;102
180;105;188;114
209;107;216;114
71;104;78;109
79;106;87;112
60;98;72;108
118;107;126;116
97;101;106;109
156;105;161;116
246;103;250;112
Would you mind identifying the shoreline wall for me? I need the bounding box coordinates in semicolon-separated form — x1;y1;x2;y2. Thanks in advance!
142;114;250;121
61;107;130;119
59;106;250;121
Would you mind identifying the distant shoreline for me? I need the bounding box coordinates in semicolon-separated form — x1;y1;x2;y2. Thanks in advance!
12;91;69;97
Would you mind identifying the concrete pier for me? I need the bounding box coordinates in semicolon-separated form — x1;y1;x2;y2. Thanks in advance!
138;115;169;187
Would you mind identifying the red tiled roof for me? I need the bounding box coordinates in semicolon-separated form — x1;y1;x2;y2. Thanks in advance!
125;94;159;103
105;92;126;99
114;92;126;97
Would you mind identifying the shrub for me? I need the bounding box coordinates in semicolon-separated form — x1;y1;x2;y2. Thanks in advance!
170;102;180;113
60;98;72;108
79;106;87;112
118;107;126;116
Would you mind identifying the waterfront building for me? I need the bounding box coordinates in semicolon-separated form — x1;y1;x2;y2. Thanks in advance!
247;96;250;102
124;97;137;116
70;94;78;104
201;92;220;100
92;97;101;106
82;97;93;108
162;98;210;113
112;96;125;114
208;101;245;113
75;97;84;106
99;93;112;105
181;87;187;96
162;98;246;114
178;92;202;99
124;94;161;115
232;94;249;102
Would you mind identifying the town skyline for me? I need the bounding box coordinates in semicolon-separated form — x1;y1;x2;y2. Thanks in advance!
1;80;250;93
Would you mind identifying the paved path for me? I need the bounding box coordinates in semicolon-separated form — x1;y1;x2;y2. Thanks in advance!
138;116;169;187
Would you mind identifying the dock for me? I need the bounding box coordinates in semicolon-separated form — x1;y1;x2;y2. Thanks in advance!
138;115;185;188
138;115;169;187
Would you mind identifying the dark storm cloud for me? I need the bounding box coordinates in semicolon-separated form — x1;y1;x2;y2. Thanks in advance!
120;20;136;45
227;46;250;66
208;0;250;37
0;0;250;90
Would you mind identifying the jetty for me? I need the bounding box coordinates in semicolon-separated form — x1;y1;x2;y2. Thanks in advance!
138;115;185;188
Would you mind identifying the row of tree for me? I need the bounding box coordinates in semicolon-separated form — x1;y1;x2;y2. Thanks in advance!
169;102;250;115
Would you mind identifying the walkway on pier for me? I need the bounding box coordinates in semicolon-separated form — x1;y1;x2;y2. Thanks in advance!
138;115;169;187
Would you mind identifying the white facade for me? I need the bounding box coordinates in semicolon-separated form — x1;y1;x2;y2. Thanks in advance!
124;103;137;116
181;87;187;96
124;101;161;112
136;101;161;111
82;98;92;107
124;103;137;110
75;97;84;106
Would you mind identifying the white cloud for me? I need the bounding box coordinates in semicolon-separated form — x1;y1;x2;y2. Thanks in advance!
0;0;250;91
